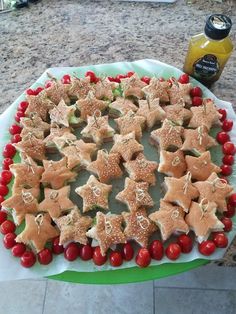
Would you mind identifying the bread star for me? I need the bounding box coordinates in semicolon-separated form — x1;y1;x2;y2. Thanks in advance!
76;91;108;121
60;139;97;169
168;79;192;106
75;175;112;213
16;213;59;253
124;153;158;186
39;186;76;219
109;97;138;117
149;200;189;241
81;113;115;145
45;80;71;105
94;78;118;101
115;110;146;141
41;158;77;189
86;212;126;256
20;113;50;134
185;200;224;243
120;73;147;99
20;128;45;140
49;99;77;127
1;189;39;225
116;178;154;212
110;132;144;162
163;172;199;212
163;103;192;126
188;99;222;130
43;125;74;152
54;208;93;246
194;172;233;212
136;99;166;128
25;93;55;121
158;149;187;178
52;132;77;150
185;151;221;181
122;208;157;247
87;150;123;183
14;135;46;161
181;125;217;155
68;76;93;99
150;119;184;151
142;77;169;102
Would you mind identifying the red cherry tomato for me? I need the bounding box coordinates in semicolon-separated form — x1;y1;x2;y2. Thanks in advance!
0;184;9;197
15;110;25;123
0;211;7;224
228;193;236;207
149;240;164;260
0;220;16;234
3;232;16;249
220;164;232;176
35;87;44;95
222;119;233;132
216;131;230;145
2;158;13;170
178;73;189;84
85;71;99;83
121;242;134;261
190;86;202;97
177;234;193;253
165;243;181;260
218;108;227;122
45;81;53;89
92;246;107;266
222;142;235;155
192;96;203;107
135;248;151;268
198;240;216;256
221;217;232;232
12;243;26;257
110;251;123;267
52;236;64;254
0;195;5;205
224;203;235;218
64;243;80;261
9;124;22;135
38;248;53;265
107;76;116;82
127;71;135;77
18;101;29;112
11;134;22;144
0;170;12;185
26;88;37;96
212;232;228;248
20;251;36;268
61;74;71;84
80;244;93;261
141;76;151;84
222;155;234;166
2;143;16;158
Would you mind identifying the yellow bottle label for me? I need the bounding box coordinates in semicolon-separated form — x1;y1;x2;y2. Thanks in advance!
193;54;220;80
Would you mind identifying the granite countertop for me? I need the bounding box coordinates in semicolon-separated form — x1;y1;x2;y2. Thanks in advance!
0;0;236;266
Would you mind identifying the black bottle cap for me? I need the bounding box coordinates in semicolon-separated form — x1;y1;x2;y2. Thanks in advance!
204;14;232;40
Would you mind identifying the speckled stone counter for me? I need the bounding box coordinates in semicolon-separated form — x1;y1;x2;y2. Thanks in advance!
0;0;236;266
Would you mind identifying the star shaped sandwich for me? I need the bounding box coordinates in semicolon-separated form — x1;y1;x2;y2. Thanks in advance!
188;99;222;130
194;172;233;212
60;139;97;169
122;208;157;247
120;73;147;99
16;213;59;253
150;119;184;151
168;79;192;106
69;76;92;99
75;175;112;213
20;113;50;136
81;113;115;146
41;158;77;189
185;200;224;243
124;153;158;186
14;135;46;161
52;131;77;151
136;99;166;128
25;93;55;121
181;125;217;155
149;200;189;241
163;172;199;212
110;132;144;162
116;178;154;212
158;149;187;178
54;208;93;245
115;110;146;141
49;99;78;127
45;80;71;105
109;97;138;117
142;77;169;102
76;91;108;121
163;103;192;126
94;77;118;101
185;151;221;181
87;150;123;183
86;212;126;256
39;186;76;219
43;125;75;152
